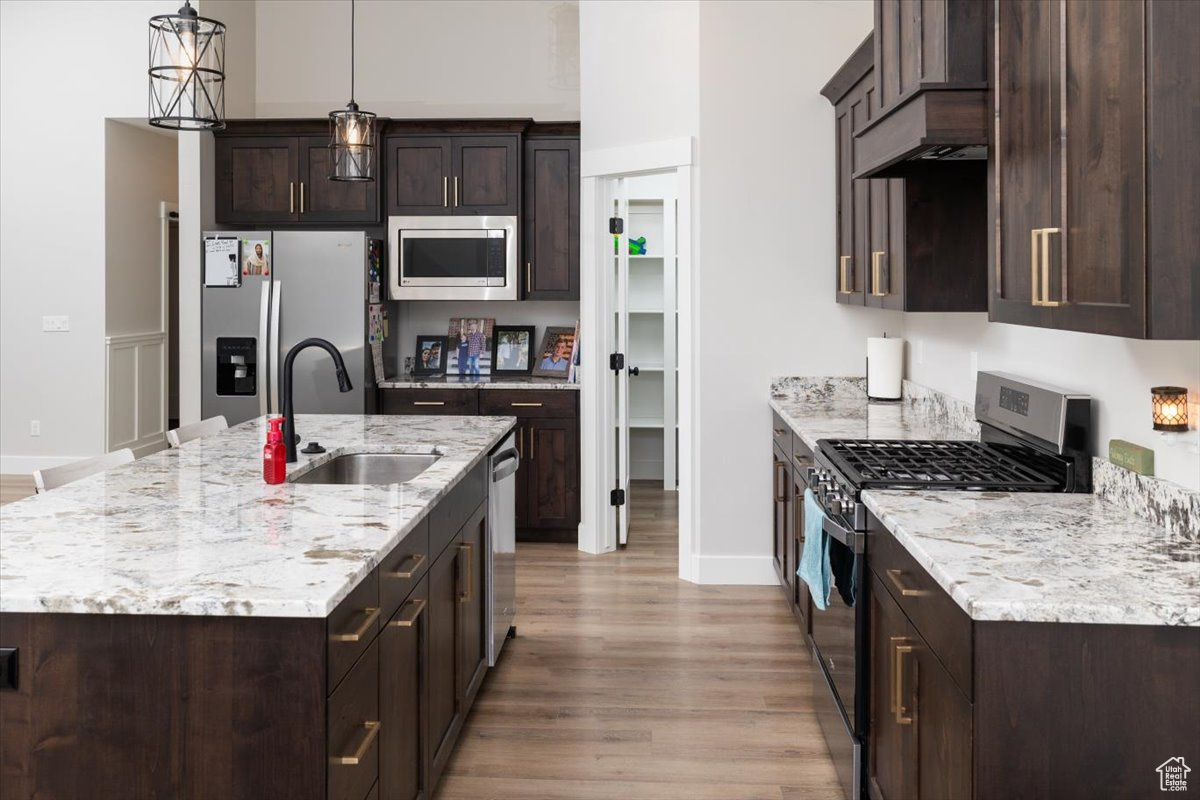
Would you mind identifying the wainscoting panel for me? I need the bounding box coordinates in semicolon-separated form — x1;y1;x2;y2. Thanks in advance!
106;332;167;457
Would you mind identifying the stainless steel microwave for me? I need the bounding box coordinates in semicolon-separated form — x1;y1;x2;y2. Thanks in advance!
388;216;518;301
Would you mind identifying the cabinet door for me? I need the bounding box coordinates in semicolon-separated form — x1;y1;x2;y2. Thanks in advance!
327;638;380;800
868;573;917;800
525;417;580;529
992;0;1061;330
215;136;299;224
387;137;452;216
514;423;530;528
523;138;580;299
913;635;973;800
865;177;904;310
452;136;519;216
457;503;488;710
1049;0;1146;337
835;80;869;305
297;136;380;224
771;446;789;591
426;539;462;786
380;579;430;800
791;469;811;633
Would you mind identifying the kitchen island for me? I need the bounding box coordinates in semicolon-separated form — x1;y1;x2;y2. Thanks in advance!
0;413;515;800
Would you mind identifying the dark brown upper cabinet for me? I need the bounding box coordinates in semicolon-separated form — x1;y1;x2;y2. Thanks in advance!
385;134;519;217
215;122;380;226
823;36;986;312
523;129;580;300
993;0;1200;339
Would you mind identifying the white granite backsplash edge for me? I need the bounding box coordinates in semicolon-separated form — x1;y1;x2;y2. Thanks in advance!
1092;459;1199;542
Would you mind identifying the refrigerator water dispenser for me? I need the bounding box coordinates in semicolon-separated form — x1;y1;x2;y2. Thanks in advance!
216;337;257;396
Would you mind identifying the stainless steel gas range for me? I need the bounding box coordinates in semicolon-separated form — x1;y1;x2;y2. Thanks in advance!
804;372;1091;800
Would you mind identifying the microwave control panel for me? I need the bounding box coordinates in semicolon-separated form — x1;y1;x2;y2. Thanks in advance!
487;231;507;285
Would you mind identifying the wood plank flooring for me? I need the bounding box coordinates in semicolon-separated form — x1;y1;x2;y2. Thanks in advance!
0;474;35;506
436;482;840;800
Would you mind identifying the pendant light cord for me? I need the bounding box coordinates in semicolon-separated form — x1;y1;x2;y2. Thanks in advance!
349;0;356;104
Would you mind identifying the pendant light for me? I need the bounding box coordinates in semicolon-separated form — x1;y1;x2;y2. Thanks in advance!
329;0;376;182
148;1;226;131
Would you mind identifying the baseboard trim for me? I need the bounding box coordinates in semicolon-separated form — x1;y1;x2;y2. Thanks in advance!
692;554;777;586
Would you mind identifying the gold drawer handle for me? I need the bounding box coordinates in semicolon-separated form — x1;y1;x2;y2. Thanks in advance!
773;427;787;436
511;402;543;408
891;637;914;725
329;607;381;643
1031;228;1064;307
389;597;427;627
870;251;887;297
458;543;474;603
386;552;425;579
330;720;381;766
886;568;925;597
773;460;786;503
413;401;446;407
838;255;852;294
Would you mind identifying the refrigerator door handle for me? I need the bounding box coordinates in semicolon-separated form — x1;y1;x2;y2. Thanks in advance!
269;280;282;415
258;281;270;418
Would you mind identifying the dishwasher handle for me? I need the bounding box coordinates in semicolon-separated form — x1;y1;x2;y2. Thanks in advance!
491;449;520;482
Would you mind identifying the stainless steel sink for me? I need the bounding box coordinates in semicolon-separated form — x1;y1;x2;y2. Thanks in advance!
291;453;441;485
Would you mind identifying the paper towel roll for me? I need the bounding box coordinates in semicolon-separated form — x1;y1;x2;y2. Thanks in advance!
867;337;904;400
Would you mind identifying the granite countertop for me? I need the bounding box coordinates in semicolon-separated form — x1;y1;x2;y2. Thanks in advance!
769;388;979;451
0;414;515;618
379;375;579;391
862;490;1200;627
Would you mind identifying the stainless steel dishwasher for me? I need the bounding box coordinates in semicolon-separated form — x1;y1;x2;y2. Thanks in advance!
487;433;519;665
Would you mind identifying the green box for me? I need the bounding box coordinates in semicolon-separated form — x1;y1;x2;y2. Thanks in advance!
1108;439;1154;476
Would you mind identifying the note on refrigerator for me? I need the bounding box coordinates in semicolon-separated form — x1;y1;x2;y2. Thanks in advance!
204;237;241;287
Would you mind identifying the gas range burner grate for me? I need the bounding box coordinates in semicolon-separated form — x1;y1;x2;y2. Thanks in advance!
819;439;1061;492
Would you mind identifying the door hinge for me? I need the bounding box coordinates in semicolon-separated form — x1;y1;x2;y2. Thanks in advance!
609;217;624;235
610;489;626;507
609;353;625;372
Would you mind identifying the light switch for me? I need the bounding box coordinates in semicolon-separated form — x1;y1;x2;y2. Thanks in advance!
42;316;69;332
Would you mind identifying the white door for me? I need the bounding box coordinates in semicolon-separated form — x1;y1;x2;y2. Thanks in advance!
611;182;631;546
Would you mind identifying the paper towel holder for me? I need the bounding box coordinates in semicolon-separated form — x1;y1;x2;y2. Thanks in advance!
866;334;904;402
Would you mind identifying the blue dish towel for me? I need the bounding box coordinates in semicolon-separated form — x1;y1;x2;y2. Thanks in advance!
798;488;833;610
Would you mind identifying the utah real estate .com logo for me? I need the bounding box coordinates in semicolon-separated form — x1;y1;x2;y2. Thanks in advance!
1158;757;1190;792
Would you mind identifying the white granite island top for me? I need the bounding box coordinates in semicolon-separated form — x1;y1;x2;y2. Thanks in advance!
0;414;515;618
862;490;1200;627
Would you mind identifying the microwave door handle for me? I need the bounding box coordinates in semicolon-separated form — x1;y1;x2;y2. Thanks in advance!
822;515;865;555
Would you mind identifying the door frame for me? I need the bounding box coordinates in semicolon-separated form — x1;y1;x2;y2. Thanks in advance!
578;137;699;583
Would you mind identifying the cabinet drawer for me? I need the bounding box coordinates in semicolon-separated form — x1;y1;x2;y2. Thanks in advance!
327;569;381;695
791;434;815;476
431;461;487;557
327;638;380;800
479;389;577;418
381;388;478;416
379;517;430;620
771;410;794;455
868;514;973;698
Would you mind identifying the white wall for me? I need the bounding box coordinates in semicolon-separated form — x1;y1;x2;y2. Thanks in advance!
255;0;579;120
105;121;178;337
694;0;896;581
0;1;177;473
906;316;1200;490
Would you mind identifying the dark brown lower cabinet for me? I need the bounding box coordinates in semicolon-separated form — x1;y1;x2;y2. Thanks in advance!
524;417;580;531
427;518;464;788
772;442;791;590
380;579;430;800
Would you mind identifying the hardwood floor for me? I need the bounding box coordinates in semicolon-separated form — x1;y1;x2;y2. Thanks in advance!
0;474;35;506
436;482;841;800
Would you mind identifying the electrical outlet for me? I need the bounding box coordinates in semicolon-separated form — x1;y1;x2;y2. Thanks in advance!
969;351;979;377
30;420;40;437
42;315;69;332
914;339;925;366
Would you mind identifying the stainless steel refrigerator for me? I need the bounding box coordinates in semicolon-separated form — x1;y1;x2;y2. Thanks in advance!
202;230;380;425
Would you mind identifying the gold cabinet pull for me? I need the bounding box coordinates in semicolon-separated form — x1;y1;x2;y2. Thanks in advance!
386;552;425;579
389;597;427;627
412;401;445;407
329;607;380;643
1041;227;1063;307
443;176;449;208
773;427;787;437
838;255;852;294
453;176;459;207
886;568;925;597
773;460;787;503
289;181;295;214
1031;228;1064;307
891;637;914;725
526;262;532;293
457;543;474;602
299;181;305;214
511;402;543;408
1030;227;1041;305
870;251;888;297
330;720;381;765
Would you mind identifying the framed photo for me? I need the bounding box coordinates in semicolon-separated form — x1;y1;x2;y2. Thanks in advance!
533;326;576;378
240;237;270;276
412;335;448;376
447;318;495;377
492;326;536;376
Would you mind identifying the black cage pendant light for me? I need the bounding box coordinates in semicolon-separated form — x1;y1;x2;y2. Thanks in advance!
148;1;226;131
329;0;376;181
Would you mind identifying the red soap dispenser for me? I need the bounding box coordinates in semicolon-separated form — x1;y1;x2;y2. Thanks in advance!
263;417;286;485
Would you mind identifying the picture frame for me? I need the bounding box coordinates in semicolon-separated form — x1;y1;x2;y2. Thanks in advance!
447;318;496;377
412;335;448;376
492;325;536;376
533;326;577;378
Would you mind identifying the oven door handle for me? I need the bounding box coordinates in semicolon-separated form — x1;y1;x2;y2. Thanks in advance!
822;514;865;555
